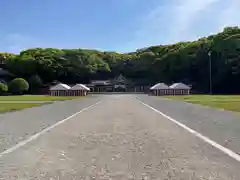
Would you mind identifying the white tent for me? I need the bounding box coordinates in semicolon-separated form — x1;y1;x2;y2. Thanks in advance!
170;83;190;89
49;83;71;96
169;82;191;95
69;84;90;96
150;83;169;90
50;83;71;90
70;84;90;91
150;83;169;96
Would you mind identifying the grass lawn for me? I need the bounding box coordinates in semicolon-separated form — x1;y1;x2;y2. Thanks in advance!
166;95;240;112
0;95;82;101
0;102;52;113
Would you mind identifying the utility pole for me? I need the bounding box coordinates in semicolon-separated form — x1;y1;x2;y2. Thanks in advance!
208;51;212;94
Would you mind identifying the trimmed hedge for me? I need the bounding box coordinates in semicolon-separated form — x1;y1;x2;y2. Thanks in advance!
8;78;29;94
0;83;8;94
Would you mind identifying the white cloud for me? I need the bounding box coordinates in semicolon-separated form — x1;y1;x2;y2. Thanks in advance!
217;0;240;30
168;0;220;40
1;0;240;54
123;0;240;52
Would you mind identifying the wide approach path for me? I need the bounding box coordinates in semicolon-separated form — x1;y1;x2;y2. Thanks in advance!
0;95;239;179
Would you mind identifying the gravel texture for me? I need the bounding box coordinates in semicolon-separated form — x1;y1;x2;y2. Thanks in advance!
136;95;240;155
0;94;239;179
0;95;102;153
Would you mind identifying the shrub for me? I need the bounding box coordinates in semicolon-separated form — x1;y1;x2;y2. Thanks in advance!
0;83;8;94
8;78;29;94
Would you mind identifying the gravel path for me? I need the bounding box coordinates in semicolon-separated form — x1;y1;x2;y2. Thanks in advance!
136;95;240;156
0;95;102;153
0;94;239;179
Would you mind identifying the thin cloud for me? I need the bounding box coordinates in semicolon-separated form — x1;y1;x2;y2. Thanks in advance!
123;0;240;52
217;0;240;30
168;0;220;40
1;0;239;54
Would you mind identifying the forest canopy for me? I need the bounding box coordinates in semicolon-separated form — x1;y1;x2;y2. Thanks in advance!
1;26;240;93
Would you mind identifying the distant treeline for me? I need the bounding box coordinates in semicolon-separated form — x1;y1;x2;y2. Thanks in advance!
1;26;240;93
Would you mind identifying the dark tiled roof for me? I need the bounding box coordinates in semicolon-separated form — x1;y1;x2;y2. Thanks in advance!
0;68;10;76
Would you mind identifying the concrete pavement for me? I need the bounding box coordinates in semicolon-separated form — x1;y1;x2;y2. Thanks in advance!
0;95;102;153
136;95;240;155
0;95;239;179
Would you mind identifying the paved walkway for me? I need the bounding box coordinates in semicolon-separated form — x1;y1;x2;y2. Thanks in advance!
0;96;101;153
137;95;240;155
0;95;239;179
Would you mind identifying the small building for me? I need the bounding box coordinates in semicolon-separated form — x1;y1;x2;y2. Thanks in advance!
150;83;169;96
49;83;71;96
70;84;90;96
87;75;150;93
87;80;112;92
169;82;191;95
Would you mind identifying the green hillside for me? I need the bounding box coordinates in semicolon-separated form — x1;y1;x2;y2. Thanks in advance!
1;26;240;94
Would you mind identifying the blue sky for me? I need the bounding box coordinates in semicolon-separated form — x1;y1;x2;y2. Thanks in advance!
0;0;239;53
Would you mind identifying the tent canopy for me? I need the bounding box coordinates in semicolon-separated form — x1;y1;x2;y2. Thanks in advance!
50;83;71;90
150;83;169;90
170;83;190;90
70;84;90;91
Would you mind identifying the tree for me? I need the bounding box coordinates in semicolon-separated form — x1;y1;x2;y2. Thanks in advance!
8;78;29;94
28;75;43;93
0;83;8;94
1;26;240;94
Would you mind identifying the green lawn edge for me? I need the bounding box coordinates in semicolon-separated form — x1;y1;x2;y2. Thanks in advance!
0;95;82;101
0;102;53;113
166;95;240;112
